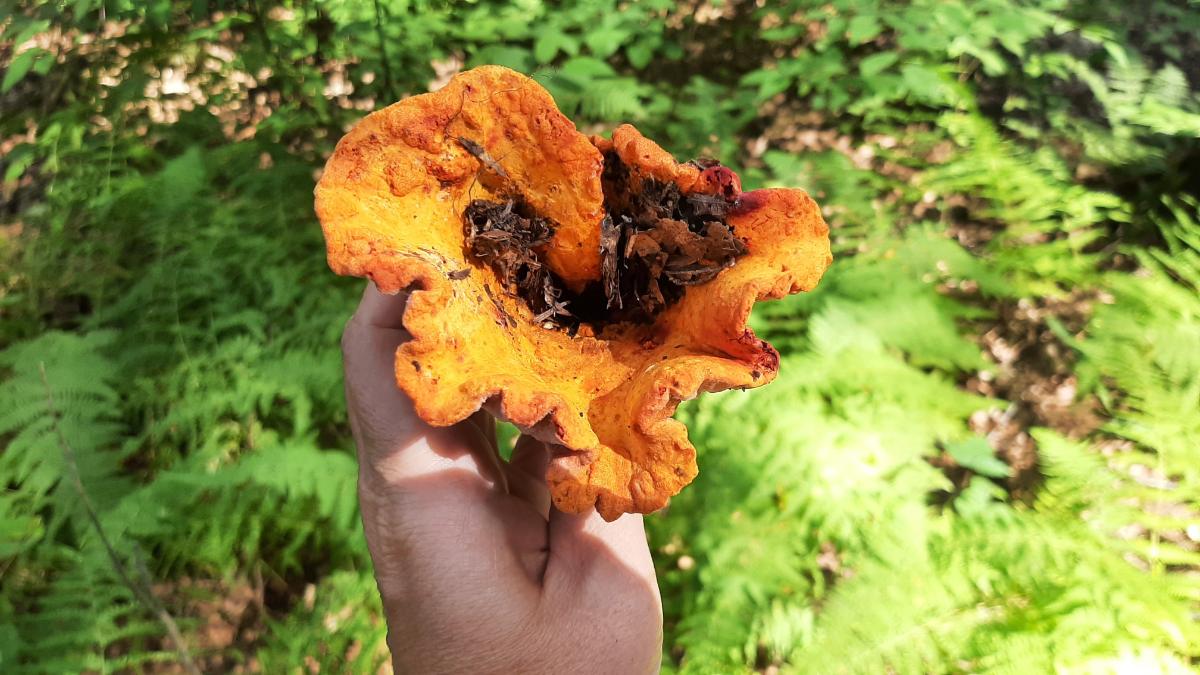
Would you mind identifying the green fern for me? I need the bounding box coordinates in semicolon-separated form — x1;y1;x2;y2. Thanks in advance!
752;222;1014;374
2;547;172;674
923;111;1127;295
0;333;177;672
0;331;128;552
787;433;1197;674
1074;198;1200;480
256;570;389;673
659;324;987;672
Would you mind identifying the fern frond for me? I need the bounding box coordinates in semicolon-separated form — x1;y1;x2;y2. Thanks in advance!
923;111;1126;294
1073;201;1200;478
3;546;171;673
0;331;129;545
107;439;361;577
255;570;389;673
793;505;1197;674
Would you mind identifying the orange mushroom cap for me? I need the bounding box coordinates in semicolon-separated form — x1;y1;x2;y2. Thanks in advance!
315;66;832;520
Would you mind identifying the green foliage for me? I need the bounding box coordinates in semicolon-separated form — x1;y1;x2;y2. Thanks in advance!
1076;199;1200;468
256;570;389;673
3;547;173;673
923;111;1126;295
3;0;1199;671
0;332;126;553
946;437;1010;478
0;332;169;672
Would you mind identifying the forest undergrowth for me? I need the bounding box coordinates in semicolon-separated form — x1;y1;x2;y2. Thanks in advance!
2;1;1199;672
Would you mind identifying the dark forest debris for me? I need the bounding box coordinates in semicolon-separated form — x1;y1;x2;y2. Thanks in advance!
461;151;745;330
465;200;571;325
598;151;746;322
600;214;623;309
463;199;554;288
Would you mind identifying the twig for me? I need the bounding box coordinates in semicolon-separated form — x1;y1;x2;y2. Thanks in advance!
372;0;398;101
39;363;202;675
247;0;292;93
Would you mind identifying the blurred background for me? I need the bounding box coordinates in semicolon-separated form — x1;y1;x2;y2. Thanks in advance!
2;0;1199;672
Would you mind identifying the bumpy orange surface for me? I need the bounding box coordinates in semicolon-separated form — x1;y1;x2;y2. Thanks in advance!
315;65;832;520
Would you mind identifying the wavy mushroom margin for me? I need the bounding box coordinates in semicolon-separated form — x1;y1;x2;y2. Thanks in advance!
315;66;832;521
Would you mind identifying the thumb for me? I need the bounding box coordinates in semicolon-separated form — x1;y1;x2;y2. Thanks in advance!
541;506;663;672
543;507;657;594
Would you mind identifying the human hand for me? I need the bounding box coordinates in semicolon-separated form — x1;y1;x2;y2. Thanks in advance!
342;284;663;674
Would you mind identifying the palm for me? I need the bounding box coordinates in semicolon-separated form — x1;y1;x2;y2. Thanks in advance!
344;284;662;673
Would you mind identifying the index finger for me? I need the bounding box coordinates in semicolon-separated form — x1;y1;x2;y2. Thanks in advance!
343;283;505;488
